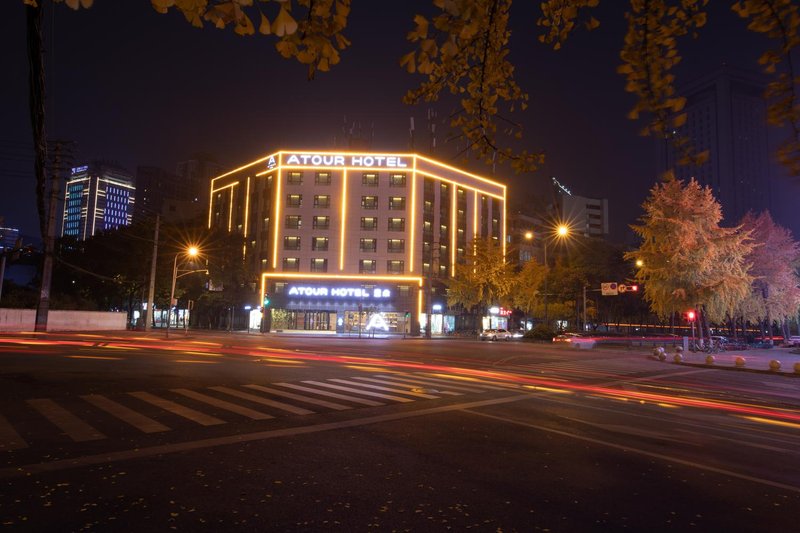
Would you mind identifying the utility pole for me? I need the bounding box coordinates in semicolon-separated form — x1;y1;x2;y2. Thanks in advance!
144;214;160;331
35;140;72;332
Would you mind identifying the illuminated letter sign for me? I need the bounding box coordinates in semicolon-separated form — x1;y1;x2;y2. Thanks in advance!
267;156;276;169
365;313;390;332
282;153;408;169
287;285;391;299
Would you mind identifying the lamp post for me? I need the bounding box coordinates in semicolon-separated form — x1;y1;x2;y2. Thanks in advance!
543;224;570;330
166;246;199;338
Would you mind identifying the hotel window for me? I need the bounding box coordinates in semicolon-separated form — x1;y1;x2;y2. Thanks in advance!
387;260;404;274
389;173;407;187
388;196;405;210
314;195;330;208
362;172;379;186
359;259;377;274
360;217;378;230
361;196;378;209
315;172;331;185
282;258;300;272
283;236;301;250
313;216;330;229
387;239;405;253
399;286;410;297
285;215;301;229
286;194;302;207
287;171;303;185
312;237;329;251
310;258;328;272
360;238;377;252
388;217;405;231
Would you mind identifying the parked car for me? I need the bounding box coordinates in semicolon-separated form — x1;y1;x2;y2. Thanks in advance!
479;328;512;341
786;335;800;347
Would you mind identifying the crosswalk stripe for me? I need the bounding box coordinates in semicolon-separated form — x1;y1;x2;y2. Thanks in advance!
128;391;225;427
209;386;314;415
302;380;414;403
375;374;488;393
27;398;106;442
172;389;273;420
351;376;463;396
243;384;352;411
82;394;170;433
0;412;27;450
414;374;516;390
273;383;384;407
331;378;440;399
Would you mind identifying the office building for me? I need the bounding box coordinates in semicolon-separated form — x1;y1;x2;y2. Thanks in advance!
209;150;507;335
61;162;135;240
657;66;771;223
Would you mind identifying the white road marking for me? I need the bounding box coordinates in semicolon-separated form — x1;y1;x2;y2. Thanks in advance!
330;378;440;399
209;386;314;415
302;380;414;403
243;384;352;411
273;382;384;406
172;389;273;420
128;391;225;426
27;398;106;442
82;394;170;433
0;412;27;450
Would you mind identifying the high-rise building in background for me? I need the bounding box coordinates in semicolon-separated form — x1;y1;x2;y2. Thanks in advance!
657;66;771;223
133;166;182;223
551;177;609;238
176;154;224;216
0;223;20;251
61;162;135;240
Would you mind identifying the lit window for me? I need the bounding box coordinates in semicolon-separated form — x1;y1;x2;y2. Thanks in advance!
312;237;329;251
359;259;377;274
286;194;302;207
287;171;303;185
313;216;330;229
285;215;301;229
283;236;301;250
360;238;377;252
387;239;405;253
314;195;330;208
282;258;300;271
315;172;331;185
310;258;328;272
360;217;377;230
389;173;406;187
389;197;405;210
387;260;404;274
361;196;378;209
362;172;378;186
388;218;405;231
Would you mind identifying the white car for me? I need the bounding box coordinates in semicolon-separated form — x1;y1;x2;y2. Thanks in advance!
479;328;512;341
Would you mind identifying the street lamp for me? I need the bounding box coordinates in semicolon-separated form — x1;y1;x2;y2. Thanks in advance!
166;246;200;338
543;224;571;330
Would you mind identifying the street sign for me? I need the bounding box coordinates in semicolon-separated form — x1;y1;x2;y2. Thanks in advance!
601;282;618;296
618;284;627;293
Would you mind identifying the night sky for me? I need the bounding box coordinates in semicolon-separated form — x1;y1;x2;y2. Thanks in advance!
2;1;797;245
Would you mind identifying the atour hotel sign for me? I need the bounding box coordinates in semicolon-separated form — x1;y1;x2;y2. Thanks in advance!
287;286;391;299
267;153;410;170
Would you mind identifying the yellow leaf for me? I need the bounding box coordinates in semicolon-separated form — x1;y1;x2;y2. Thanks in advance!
272;7;298;37
584;17;600;31
259;12;271;35
151;0;174;14
235;13;254;36
400;51;416;73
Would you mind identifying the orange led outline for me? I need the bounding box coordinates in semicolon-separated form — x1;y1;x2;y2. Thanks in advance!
339;169;348;271
211;152;279;185
415;154;506;191
451;184;457;276
272;168;283;269
244;176;251;238
416;169;504;200
473;191;478;239
409;158;417;272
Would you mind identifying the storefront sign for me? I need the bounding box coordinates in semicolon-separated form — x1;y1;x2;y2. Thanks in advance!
287;286;391;299
281;153;409;169
366;313;390;332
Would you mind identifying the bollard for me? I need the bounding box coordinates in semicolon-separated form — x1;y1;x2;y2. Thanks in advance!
705;355;714;365
673;353;683;363
769;359;781;371
735;356;746;367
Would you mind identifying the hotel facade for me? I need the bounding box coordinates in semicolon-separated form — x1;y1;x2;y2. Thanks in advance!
208;151;506;335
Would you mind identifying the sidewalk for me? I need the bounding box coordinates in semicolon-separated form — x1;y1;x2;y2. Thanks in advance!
647;345;800;376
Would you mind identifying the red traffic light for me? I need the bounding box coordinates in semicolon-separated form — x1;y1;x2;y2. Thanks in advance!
686;310;696;321
629;284;638;292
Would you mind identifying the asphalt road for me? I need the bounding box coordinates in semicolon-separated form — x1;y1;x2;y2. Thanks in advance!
0;331;797;531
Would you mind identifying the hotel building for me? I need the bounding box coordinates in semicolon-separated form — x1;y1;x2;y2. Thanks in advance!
208;150;507;335
61;162;136;240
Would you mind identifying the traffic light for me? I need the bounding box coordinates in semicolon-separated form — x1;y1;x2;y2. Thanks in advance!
629;285;638;292
263;294;271;308
686;310;696;322
404;310;410;319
